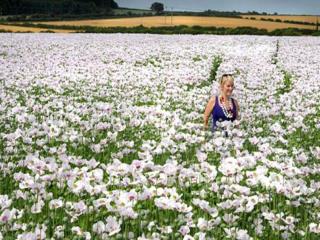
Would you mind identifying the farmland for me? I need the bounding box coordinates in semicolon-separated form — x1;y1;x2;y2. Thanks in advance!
2;14;319;33
32;16;316;31
0;24;77;33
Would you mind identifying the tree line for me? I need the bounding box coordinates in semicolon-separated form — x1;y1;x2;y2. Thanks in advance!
0;0;119;15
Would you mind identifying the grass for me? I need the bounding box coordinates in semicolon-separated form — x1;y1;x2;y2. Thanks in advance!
275;70;294;96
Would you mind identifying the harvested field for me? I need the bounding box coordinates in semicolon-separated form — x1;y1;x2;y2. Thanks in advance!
34;16;316;31
0;24;77;33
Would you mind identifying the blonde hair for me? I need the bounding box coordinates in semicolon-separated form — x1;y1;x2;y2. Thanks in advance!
219;74;234;86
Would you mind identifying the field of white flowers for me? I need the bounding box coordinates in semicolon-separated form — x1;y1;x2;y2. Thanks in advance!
0;33;319;240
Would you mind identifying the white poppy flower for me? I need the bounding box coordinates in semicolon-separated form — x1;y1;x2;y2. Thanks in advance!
105;216;122;236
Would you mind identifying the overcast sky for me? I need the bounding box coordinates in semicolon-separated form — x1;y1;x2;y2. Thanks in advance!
116;0;320;15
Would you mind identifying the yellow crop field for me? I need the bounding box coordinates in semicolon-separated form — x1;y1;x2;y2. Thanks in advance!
35;16;316;31
241;15;319;24
0;24;77;33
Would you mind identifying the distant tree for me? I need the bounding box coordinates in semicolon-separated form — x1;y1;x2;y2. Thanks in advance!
111;0;118;8
150;2;163;14
93;0;118;9
247;10;259;15
273;12;278;15
0;0;9;15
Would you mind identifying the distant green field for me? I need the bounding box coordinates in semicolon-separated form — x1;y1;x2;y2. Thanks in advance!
111;8;154;15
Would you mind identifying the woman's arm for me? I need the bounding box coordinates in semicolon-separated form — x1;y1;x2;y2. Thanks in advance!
234;98;240;120
203;96;215;129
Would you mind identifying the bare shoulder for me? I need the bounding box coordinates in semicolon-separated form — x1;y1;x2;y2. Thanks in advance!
209;95;216;104
205;95;216;113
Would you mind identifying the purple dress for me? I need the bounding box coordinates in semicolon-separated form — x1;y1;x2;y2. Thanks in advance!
211;95;237;132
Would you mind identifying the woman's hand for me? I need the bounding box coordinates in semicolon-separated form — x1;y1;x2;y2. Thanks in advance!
233;98;240;120
203;96;216;128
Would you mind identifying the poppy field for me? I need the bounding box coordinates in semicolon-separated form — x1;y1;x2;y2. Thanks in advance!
0;33;319;240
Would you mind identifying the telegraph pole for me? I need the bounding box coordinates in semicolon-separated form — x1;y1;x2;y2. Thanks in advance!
171;7;173;25
140;6;143;26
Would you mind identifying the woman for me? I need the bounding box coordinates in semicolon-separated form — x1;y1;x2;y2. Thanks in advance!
203;74;240;132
